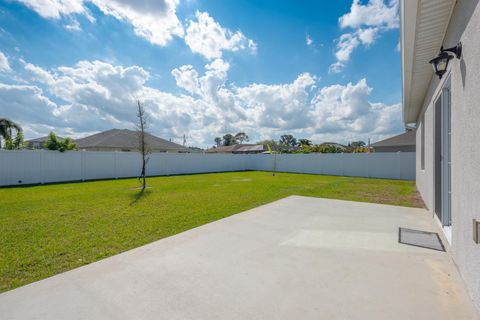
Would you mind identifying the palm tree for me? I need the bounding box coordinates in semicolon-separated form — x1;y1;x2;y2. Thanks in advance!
298;139;312;147
0;118;22;149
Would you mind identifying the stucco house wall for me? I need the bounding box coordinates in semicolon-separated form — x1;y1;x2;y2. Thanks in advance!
415;0;480;309
415;106;434;211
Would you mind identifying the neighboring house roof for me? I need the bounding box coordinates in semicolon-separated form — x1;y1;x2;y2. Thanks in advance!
186;147;204;153
206;144;253;153
26;136;64;143
75;129;188;152
371;131;416;148
233;145;267;153
400;0;456;123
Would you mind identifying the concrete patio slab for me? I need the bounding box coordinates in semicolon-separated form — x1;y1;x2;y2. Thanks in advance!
0;196;478;320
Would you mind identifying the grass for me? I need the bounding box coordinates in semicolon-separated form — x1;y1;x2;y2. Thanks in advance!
0;171;422;292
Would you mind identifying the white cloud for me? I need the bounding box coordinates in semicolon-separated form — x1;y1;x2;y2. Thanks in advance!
1;57;402;146
54;60;149;120
357;27;378;46
306;35;313;46
0;81;133;138
328;61;344;74
15;0;182;45
309;78;403;141
24;62;56;84
17;60;150;132
205;58;230;73
0;51;11;72
185;11;257;60
15;1;255;59
172;58;231;97
236;73;316;130
16;0;88;19
334;33;360;62
171;65;200;95
12;60;210;142
330;0;399;72
65;19;82;31
90;0;184;46
0;83;59;125
330;28;378;73
339;0;399;30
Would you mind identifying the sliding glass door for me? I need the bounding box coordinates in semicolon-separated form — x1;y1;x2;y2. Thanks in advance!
434;86;451;227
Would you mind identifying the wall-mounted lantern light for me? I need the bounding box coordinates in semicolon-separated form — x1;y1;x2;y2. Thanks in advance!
429;42;462;79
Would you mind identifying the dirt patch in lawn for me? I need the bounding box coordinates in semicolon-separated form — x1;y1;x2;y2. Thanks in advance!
406;190;426;208
354;189;425;208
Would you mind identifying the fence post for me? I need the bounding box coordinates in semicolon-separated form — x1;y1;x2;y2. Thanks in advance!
81;150;85;181
114;151;118;179
40;149;44;184
397;151;402;180
367;152;371;178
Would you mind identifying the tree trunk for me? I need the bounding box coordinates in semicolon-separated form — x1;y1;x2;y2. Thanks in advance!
137;100;148;191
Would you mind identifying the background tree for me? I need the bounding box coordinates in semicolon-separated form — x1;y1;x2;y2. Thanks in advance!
349;141;366;148
317;144;342;153
257;139;278;153
279;134;297;147
44;132;61;151
0;118;22;149
257;139;278;146
59;138;77;152
234;132;249;144
298;139;312;147
353;146;369;153
44;132;77;152
296;143;344;154
214;137;222;147
5;131;25;150
136;100;150;191
222;134;235;146
345;141;367;153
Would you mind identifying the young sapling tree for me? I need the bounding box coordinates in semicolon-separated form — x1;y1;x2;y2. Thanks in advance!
136;100;150;191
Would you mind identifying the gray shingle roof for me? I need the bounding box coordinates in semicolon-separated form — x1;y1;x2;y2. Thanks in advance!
206;144;252;153
75;129;188;152
371;130;416;147
234;145;266;152
206;144;267;153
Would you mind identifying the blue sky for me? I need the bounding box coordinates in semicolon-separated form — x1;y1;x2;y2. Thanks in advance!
0;0;402;147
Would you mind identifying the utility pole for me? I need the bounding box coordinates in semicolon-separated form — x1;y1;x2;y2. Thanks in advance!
183;134;186;147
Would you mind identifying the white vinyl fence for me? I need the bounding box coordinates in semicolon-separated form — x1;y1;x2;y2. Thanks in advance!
0;150;415;186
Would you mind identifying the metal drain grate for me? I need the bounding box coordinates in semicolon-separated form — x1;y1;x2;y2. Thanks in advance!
398;228;445;252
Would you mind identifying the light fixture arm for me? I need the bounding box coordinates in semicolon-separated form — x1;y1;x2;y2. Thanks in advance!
429;42;462;79
440;42;462;59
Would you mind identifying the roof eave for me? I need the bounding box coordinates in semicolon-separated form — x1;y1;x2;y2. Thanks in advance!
400;0;456;124
401;0;420;124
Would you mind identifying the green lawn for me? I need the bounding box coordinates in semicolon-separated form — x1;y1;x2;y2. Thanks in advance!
0;171;422;292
